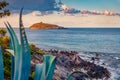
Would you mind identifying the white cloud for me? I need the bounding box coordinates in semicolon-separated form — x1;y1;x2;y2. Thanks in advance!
0;12;120;28
61;4;69;10
61;4;80;14
31;11;41;16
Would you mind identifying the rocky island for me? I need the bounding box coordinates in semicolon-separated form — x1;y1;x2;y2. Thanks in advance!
29;22;64;30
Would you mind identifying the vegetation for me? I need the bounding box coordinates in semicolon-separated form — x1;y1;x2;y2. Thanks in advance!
0;29;45;80
0;0;10;18
0;28;9;49
0;29;44;79
0;28;7;37
1;8;56;80
0;28;11;79
3;51;11;79
30;43;44;55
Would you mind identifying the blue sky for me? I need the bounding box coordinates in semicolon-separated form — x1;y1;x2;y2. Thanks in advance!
0;0;120;27
5;0;120;12
62;0;120;12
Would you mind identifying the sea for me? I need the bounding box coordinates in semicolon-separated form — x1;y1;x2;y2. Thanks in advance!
13;28;120;53
13;28;120;79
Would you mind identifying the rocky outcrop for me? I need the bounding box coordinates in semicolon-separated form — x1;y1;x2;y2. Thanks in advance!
31;48;111;80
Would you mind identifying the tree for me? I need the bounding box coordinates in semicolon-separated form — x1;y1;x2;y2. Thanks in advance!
0;0;10;18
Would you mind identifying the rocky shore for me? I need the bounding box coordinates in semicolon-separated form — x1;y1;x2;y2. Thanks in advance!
30;45;111;80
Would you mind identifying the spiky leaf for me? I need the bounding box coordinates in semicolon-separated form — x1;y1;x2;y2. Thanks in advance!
34;55;56;80
19;8;31;80
0;46;4;80
34;64;43;80
5;22;21;80
67;71;92;80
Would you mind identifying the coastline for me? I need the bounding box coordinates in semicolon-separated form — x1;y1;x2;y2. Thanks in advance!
31;44;120;80
78;51;120;80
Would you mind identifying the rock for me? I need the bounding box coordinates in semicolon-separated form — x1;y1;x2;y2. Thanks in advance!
31;48;111;80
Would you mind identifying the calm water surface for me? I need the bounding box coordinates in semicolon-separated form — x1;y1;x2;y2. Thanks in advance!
13;28;120;54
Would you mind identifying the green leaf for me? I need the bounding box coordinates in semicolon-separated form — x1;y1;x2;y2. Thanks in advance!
0;46;4;80
45;55;56;80
4;22;21;80
67;71;92;80
34;55;56;80
34;64;43;80
19;8;31;80
5;49;14;56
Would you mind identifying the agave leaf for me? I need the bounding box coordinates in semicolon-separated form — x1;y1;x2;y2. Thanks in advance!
34;55;56;80
19;8;31;80
45;55;56;80
67;71;92;80
5;49;14;56
4;22;21;80
9;39;15;80
34;64;43;80
6;22;20;52
4;23;15;80
4;22;15;51
11;56;15;80
0;46;4;80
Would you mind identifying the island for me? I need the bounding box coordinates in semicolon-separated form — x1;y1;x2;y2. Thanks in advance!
29;22;65;30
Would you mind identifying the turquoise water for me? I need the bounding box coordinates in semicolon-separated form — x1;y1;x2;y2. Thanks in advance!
14;28;120;54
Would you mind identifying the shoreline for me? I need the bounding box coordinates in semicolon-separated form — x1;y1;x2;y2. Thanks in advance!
29;42;120;80
30;44;120;80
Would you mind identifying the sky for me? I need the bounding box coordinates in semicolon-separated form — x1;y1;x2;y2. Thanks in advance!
0;0;120;28
62;0;120;12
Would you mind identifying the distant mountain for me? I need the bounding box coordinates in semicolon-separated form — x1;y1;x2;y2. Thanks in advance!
29;22;64;30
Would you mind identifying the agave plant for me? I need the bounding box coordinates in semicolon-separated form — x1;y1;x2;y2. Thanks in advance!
5;8;31;80
4;8;56;80
1;8;95;80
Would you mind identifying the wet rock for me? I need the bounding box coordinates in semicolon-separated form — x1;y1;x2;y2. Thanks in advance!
31;49;111;80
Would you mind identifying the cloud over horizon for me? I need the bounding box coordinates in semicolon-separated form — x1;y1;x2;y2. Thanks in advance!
4;0;120;16
61;4;80;14
0;11;120;28
0;0;120;28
